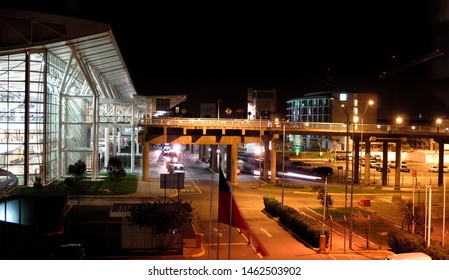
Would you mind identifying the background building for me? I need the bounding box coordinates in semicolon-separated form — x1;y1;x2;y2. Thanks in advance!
286;91;378;153
247;88;277;121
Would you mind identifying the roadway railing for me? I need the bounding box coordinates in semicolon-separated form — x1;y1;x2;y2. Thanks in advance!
139;117;442;135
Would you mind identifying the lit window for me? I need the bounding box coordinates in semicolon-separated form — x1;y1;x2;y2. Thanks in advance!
340;93;347;101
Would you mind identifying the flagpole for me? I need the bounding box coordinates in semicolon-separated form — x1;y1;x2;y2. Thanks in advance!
216;148;221;259
208;168;213;259
228;167;233;260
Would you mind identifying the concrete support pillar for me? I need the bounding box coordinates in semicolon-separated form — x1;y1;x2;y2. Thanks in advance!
394;141;401;188
226;143;239;185
263;139;270;181
270;138;277;184
199;145;205;161
211;145;218;172
142;142;149;181
104;127;109;171
353;139;360;184
112;127;117;156
382;141;388;186
117;130;121;154
438;140;445;186
365;141;371;184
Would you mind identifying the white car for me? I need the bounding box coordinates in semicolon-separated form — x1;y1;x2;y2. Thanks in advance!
171;163;185;174
385;252;431;260
428;165;449;173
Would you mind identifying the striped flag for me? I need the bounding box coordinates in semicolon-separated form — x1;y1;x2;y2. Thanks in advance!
218;167;268;256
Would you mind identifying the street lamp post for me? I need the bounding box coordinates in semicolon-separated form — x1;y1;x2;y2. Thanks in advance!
360;100;374;184
282;123;286;205
331;97;350;208
340;104;350;208
349;118;357;249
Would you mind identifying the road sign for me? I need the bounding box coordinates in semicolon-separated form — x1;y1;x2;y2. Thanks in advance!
160;173;184;189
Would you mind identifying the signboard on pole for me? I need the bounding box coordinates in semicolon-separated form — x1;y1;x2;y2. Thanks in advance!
160;173;185;189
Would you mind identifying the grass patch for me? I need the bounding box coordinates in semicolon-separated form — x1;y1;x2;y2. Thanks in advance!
11;173;139;196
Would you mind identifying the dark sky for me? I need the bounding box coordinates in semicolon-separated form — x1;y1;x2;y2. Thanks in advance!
2;1;444;120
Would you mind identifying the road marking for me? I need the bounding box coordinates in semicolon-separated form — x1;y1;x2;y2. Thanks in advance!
261;227;272;237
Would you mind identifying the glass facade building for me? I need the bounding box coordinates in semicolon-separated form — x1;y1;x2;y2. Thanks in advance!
0;9;141;188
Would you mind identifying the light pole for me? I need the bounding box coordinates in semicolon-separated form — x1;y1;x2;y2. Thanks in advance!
248;101;262;188
360;100;374;184
349;117;357;249
282;123;286;205
336;101;350;208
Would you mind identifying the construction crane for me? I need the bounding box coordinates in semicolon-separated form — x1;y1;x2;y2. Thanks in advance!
379;49;444;80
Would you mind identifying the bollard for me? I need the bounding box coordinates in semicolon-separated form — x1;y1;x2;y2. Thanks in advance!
319;235;327;251
195;233;202;248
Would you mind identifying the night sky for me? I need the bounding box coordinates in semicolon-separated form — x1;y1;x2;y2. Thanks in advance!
1;1;446;121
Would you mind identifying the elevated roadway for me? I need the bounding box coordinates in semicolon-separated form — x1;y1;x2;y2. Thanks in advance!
138;118;449;187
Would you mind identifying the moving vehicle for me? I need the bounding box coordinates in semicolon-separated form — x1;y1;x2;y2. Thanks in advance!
171;163;185;174
385;252;431;260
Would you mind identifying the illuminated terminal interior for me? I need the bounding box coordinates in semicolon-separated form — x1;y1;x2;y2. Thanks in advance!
0;9;185;188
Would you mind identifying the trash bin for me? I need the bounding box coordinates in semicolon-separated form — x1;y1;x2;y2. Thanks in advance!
319;235;327;251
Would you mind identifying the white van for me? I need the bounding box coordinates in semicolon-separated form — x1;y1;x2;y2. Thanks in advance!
385;252;432;260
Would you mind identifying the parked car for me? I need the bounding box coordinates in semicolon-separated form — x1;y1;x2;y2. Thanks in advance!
428;165;449;172
400;164;410;172
375;164;390;173
372;155;382;162
428;165;438;172
291;161;311;168
388;160;395;168
312;166;334;176
335;155;346;160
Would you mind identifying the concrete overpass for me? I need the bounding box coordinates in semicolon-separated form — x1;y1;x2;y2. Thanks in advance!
138;118;449;187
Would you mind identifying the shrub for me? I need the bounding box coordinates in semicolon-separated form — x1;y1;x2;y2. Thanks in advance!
263;195;280;217
277;204;327;248
387;228;425;253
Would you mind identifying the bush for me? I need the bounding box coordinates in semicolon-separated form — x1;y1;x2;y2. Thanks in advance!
277;204;327;248
263;195;280;217
387;228;425;253
423;244;449;260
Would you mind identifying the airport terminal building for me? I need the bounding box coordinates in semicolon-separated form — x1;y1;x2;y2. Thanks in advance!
0;9;185;189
